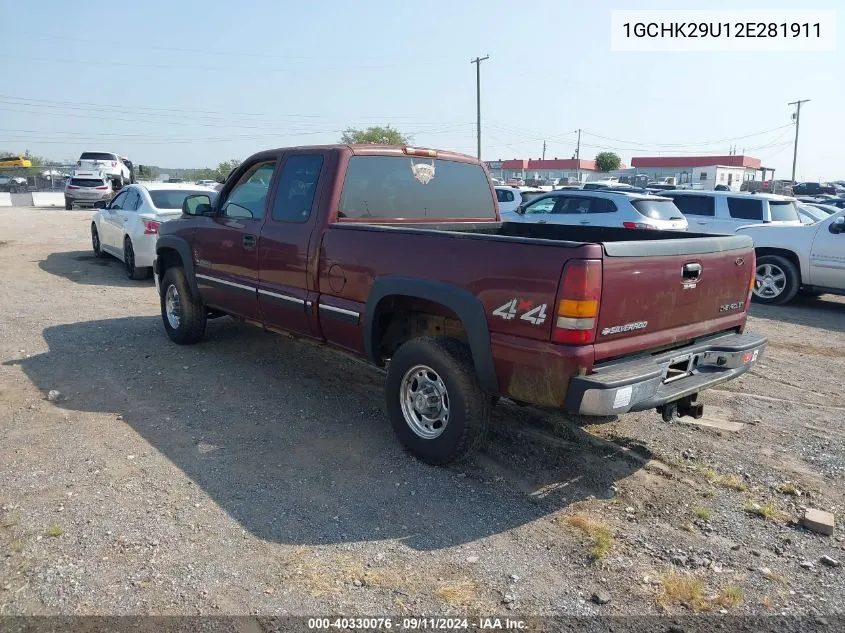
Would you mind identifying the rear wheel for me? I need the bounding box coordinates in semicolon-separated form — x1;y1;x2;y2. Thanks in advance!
752;255;799;305
385;336;491;465
160;266;206;344
123;238;149;280
114;175;124;190
91;224;104;258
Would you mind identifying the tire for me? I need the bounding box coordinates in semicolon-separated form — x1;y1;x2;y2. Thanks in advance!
160;266;206;345
115;175;124;190
123;238;149;280
65;197;73;210
752;255;800;305
91;224;104;258
385;336;491;465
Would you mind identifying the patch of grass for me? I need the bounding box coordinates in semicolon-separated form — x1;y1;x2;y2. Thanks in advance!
10;539;25;553
45;524;63;538
744;500;788;522
694;464;747;491
694;506;712;521
777;483;801;496
435;580;481;607
681;522;697;534
562;513;614;560
761;569;788;585
657;572;709;612
713;584;744;608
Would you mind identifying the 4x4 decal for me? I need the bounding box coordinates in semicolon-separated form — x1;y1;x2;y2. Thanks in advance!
492;299;548;325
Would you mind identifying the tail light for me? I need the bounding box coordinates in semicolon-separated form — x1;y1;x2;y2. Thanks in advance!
552;259;602;345
111;161;117;167
622;221;651;229
746;250;756;306
95;186;108;190
66;185;79;190
142;219;161;235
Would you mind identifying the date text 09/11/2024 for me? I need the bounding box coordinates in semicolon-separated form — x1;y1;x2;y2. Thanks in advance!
307;617;527;630
622;22;821;38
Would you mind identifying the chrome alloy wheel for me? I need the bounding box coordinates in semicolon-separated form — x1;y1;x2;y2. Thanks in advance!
754;262;787;299
165;284;182;329
400;364;450;439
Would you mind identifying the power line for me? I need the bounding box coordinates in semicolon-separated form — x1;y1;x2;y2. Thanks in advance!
579;124;793;148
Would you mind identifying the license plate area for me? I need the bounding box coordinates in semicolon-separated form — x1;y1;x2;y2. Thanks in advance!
663;353;700;383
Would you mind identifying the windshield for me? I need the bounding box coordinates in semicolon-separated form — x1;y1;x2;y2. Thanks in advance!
632;199;684;220
769;200;801;222
150;189;213;209
338;156;495;219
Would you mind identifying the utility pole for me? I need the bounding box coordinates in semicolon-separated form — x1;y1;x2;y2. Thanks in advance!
788;99;810;183
470;55;489;160
542;139;546;160
574;129;582;182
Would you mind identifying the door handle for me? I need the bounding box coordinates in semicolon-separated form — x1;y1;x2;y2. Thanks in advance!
579;220;590;224
242;234;257;249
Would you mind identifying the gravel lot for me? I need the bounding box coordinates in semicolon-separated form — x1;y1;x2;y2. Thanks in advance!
1;208;844;617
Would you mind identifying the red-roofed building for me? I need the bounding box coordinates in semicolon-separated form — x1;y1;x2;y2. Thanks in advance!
629;155;763;190
485;158;601;183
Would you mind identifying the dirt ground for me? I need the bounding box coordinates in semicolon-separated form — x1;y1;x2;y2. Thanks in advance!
1;208;843;618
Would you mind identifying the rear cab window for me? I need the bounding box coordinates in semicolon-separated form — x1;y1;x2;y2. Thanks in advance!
768;200;800;222
338;156;495;220
80;152;118;161
631;198;683;220
727;197;764;221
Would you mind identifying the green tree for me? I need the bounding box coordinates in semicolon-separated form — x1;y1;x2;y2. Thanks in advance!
340;126;409;145
595;151;622;172
213;159;241;181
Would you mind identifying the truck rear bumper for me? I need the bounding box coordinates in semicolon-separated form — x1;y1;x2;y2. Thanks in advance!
565;331;767;416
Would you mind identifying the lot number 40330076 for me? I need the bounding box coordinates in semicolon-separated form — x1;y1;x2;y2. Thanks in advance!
492;298;548;325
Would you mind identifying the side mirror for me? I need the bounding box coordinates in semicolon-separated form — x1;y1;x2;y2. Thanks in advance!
830;217;845;234
215;174;226;184
183;194;212;216
93;200;107;209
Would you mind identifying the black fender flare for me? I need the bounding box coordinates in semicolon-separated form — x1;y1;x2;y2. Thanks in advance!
155;236;198;296
363;276;498;393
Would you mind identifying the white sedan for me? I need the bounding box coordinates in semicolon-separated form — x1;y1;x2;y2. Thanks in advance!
91;183;216;280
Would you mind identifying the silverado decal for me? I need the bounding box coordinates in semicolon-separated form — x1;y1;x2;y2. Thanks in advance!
601;321;648;336
492;299;548;325
720;301;745;312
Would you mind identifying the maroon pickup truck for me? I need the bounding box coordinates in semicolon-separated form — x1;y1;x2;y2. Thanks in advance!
153;145;766;464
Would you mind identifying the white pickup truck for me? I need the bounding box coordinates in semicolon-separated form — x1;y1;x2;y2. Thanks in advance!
738;210;845;305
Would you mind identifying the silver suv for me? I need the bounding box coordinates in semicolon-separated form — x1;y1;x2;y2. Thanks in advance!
660;191;802;234
64;174;114;209
502;189;688;230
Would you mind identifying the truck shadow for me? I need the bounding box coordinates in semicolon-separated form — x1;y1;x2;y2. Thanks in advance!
38;250;154;287
749;294;845;336
8;316;648;551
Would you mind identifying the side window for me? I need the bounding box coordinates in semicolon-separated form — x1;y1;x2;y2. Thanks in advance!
123;189;141;211
524;196;556;214
585;198;617;213
496;189;514;203
727;197;764;221
671;195;715;217
109;190;128;210
271;154;324;223
221;161;277;220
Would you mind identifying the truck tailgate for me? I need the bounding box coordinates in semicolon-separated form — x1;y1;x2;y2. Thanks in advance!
593;235;754;362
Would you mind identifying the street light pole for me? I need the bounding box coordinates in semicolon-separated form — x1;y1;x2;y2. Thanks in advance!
471;55;489;160
788;99;810;183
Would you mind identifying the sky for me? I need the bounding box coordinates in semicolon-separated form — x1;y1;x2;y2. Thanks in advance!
1;0;843;179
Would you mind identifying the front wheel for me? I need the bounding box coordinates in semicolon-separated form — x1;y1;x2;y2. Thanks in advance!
385;337;491;465
160;266;206;344
752;255;800;305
